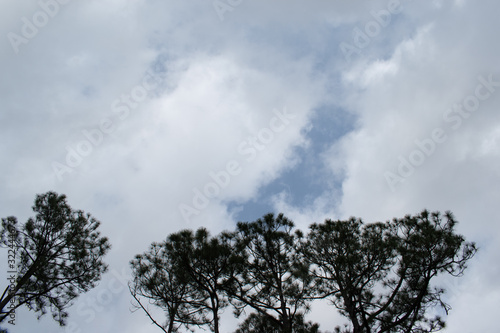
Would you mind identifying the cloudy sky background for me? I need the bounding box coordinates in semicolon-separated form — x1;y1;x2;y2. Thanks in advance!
1;0;499;332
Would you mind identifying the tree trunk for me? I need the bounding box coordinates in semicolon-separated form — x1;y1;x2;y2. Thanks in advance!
211;294;219;333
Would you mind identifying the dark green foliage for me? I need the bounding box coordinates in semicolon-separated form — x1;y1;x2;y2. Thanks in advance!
229;213;316;333
130;228;240;333
0;191;111;326
166;228;238;333
234;312;320;333
304;210;477;333
130;241;207;333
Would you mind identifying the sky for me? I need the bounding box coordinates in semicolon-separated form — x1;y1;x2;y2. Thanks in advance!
1;0;499;332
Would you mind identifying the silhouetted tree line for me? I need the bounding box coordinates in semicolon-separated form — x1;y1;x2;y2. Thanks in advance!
130;211;477;333
0;192;477;333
